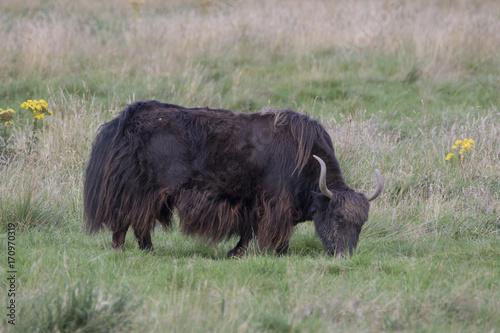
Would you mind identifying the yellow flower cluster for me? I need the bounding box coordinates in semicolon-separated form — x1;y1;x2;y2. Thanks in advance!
0;108;15;128
445;138;474;161
21;99;54;120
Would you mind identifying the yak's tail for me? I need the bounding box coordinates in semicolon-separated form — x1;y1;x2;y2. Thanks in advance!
83;101;165;235
83;116;120;233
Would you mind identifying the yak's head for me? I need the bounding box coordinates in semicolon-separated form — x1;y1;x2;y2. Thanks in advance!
311;155;383;257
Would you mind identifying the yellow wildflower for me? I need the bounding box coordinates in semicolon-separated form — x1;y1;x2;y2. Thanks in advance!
20;99;54;120
446;138;474;162
0;108;15;127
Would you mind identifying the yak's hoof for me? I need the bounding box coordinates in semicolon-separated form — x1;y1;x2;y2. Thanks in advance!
277;250;290;257
227;247;246;258
139;245;155;252
112;243;125;250
276;244;289;256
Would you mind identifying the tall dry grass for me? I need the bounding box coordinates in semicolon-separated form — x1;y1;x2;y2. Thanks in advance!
1;0;499;81
0;91;121;231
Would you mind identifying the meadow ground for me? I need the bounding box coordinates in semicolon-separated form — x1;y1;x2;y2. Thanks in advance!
1;0;499;332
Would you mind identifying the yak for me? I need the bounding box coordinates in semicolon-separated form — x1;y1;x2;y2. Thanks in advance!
83;101;383;257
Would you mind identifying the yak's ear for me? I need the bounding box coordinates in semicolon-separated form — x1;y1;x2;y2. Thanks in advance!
310;191;331;209
310;191;326;216
311;191;323;200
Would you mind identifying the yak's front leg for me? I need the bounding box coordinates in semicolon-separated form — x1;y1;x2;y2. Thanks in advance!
275;241;290;256
134;230;154;251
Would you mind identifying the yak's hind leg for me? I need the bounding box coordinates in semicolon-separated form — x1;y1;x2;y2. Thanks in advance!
112;227;129;249
132;198;173;251
133;200;173;251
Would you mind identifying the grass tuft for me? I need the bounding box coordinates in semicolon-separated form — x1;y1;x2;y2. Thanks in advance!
15;281;139;333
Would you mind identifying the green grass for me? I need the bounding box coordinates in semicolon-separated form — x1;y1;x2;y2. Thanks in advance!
4;226;500;332
1;0;499;332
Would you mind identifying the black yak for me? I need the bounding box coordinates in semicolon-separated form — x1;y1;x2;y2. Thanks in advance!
84;101;383;257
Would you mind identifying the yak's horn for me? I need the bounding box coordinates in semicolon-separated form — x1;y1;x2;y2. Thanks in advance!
366;169;384;201
313;155;333;199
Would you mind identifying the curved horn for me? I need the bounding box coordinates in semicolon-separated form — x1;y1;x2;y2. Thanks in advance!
312;155;333;199
366;169;384;201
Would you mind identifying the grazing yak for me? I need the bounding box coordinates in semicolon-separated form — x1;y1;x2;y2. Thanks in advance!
84;101;383;257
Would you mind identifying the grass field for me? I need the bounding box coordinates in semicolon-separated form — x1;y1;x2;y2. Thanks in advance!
1;0;499;332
